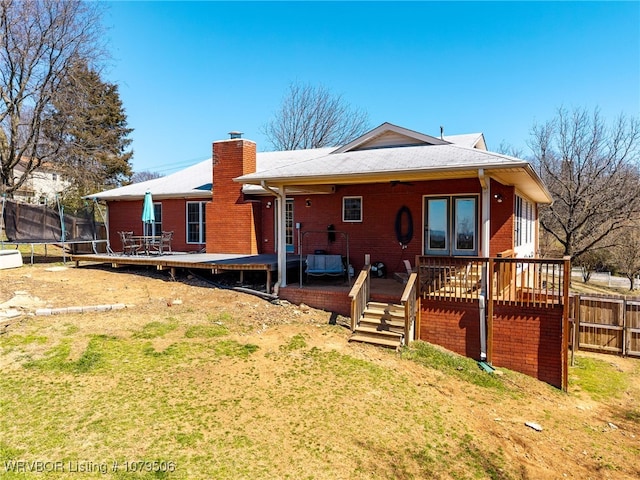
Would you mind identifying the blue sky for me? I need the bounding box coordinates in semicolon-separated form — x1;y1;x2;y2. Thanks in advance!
103;1;640;174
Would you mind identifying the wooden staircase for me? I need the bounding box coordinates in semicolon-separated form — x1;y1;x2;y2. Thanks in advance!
349;301;405;349
348;265;418;350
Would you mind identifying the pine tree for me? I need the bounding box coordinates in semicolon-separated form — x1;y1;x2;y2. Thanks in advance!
45;59;134;211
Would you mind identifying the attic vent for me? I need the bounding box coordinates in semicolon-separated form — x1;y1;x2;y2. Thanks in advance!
229;131;243;139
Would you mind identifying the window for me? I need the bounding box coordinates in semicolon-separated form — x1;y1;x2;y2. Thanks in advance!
153;203;162;236
454;197;477;252
424;196;478;256
285;199;294;252
342;196;362;222
426;198;448;252
273;199;296;253
187;202;206;243
515;195;534;247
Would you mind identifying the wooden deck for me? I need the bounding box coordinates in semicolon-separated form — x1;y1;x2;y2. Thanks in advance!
71;252;301;294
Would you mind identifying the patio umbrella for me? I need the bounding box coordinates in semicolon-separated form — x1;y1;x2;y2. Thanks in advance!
142;191;155;236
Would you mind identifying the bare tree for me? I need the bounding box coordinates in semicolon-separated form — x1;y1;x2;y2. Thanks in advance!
131;170;163;184
529;106;640;259
0;0;103;197
611;226;640;291
575;248;609;283
263;83;370;150
496;141;524;159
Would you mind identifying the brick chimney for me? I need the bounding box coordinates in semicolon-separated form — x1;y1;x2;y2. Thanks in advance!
205;133;259;254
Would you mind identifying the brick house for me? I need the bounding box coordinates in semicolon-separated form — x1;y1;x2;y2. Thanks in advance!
89;123;571;389
91;123;548;272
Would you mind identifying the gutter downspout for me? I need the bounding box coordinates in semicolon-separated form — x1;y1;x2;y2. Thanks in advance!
261;181;287;292
478;169;490;361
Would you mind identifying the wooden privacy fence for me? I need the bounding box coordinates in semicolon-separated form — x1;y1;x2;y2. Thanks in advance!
569;293;640;358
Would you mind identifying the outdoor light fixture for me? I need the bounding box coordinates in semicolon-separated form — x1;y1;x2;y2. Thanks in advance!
305;199;312;207
266;201;272;209
493;193;503;203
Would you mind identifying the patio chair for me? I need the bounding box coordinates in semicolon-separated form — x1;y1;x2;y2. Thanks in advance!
393;259;414;284
151;231;173;255
119;231;140;256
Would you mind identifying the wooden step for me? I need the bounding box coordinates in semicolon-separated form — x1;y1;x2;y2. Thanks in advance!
349;331;403;349
365;302;404;317
350;300;406;349
353;325;403;339
359;317;405;334
368;301;403;311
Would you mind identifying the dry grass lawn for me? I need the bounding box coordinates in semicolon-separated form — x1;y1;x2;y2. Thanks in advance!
1;260;639;479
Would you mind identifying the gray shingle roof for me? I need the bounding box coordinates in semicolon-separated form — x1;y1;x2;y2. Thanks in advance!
86;126;550;204
236;143;528;183
86;159;212;200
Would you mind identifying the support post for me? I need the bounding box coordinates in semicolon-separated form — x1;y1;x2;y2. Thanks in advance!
487;257;494;364
571;293;580;366
478;169;491;361
277;185;287;288
562;256;571;391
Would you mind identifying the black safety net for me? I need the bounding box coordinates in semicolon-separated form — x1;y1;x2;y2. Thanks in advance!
2;199;100;242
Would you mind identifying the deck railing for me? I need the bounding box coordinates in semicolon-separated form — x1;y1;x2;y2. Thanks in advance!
348;264;371;331
401;272;418;343
417;255;571;308
492;257;569;307
417;256;486;302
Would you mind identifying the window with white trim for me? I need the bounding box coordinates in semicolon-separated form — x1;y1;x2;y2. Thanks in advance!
342;196;362;222
187;201;206;243
424;195;478;256
153;203;162;235
515;195;534;247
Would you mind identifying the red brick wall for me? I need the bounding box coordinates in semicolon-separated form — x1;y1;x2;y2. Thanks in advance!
107;198;208;252
257;178;519;274
259;178;486;274
278;285;404;317
419;300;482;359
491;304;565;388
106;157;521;263
206;139;259;254
418;299;566;388
279;286;352;317
489;180;515;256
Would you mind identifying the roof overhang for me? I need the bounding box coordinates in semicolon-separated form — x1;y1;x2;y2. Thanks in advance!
86;190;212;202
236;163;552;204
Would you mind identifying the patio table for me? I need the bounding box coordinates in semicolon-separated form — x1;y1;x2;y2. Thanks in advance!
132;235;161;255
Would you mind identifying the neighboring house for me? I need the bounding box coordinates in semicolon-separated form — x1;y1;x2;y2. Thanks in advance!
12;161;70;205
